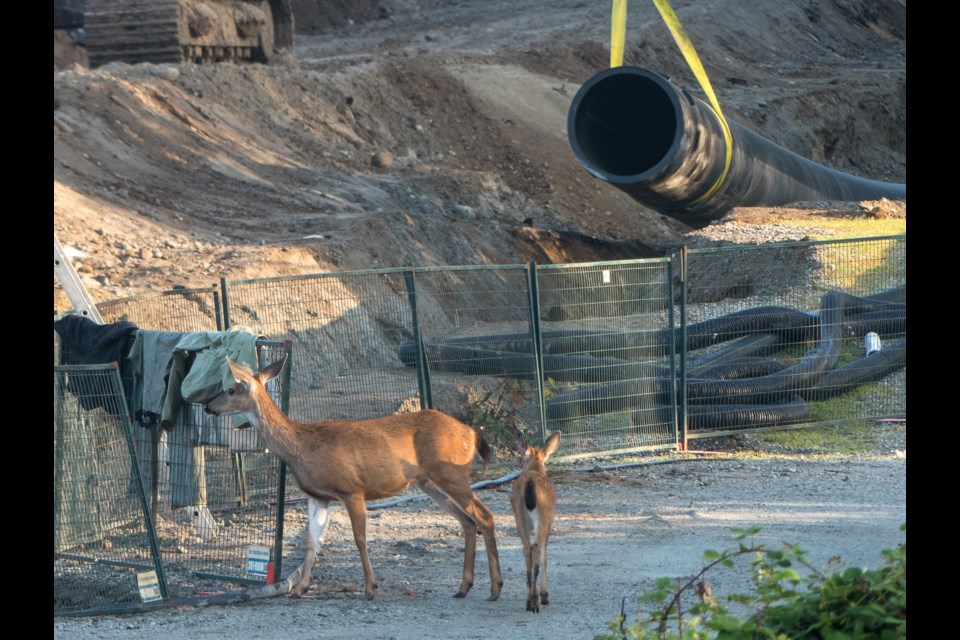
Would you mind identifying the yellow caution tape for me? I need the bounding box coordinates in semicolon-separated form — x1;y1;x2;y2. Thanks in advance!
650;0;733;207
610;0;628;68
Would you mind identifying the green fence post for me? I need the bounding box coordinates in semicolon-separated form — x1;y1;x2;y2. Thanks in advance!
213;283;223;332
666;255;680;449
220;277;231;330
678;245;689;450
403;270;432;410
526;261;548;441
113;363;170;600
268;340;294;585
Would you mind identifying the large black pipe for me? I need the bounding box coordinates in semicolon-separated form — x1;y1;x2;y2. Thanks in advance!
567;66;906;228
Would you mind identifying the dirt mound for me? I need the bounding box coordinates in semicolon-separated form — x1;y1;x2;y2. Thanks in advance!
53;0;905;312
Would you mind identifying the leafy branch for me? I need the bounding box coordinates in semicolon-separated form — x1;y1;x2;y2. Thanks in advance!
596;523;906;640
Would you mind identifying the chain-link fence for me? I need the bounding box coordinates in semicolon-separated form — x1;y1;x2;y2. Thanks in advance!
53;234;905;615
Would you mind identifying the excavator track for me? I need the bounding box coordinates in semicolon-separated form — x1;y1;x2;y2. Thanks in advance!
83;0;293;68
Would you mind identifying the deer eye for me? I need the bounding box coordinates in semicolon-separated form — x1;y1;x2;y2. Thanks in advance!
227;388;235;396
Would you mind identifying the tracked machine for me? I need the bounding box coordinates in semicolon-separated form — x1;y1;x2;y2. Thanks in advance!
81;0;294;67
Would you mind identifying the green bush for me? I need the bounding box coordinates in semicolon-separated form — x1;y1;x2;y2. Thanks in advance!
461;378;530;445
595;524;905;640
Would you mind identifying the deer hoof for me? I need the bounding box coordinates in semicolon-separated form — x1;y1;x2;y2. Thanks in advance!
540;592;549;605
453;590;468;599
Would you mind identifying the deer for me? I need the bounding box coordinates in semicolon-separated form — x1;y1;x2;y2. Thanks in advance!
204;354;503;602
510;429;560;613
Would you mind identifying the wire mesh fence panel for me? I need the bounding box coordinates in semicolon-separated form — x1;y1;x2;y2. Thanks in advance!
681;236;906;440
401;265;540;456
536;259;678;458
57;235;906;574
131;340;291;595
54;364;167;616
97;286;222;332
224;271;422;424
55;341;294;615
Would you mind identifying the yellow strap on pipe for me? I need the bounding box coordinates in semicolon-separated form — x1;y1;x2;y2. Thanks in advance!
651;0;733;207
610;0;628;68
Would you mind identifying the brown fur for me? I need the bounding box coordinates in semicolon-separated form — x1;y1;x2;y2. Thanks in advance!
205;355;503;601
510;430;560;613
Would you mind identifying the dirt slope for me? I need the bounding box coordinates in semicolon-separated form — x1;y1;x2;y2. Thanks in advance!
53;0;905;311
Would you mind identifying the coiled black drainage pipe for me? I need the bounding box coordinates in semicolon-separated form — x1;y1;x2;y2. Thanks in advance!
567;66;907;228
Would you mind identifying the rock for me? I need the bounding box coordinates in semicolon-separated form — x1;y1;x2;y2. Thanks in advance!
149;65;180;81
371;151;394;168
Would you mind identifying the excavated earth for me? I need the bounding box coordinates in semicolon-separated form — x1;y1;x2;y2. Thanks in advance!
53;1;907;637
53;0;906;309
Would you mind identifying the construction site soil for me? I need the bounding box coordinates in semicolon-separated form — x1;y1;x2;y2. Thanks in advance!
53;1;907;637
53;0;905;309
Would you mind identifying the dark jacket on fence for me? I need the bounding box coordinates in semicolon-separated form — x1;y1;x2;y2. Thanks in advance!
54;314;139;412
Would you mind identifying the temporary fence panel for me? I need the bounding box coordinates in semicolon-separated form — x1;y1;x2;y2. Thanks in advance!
54;363;167;616
535;258;678;458
222;270;422;424
220;271;435;563
54;332;294;615
95;287;290;594
97;285;223;332
679;236;906;442
140;339;292;595
400;264;542;452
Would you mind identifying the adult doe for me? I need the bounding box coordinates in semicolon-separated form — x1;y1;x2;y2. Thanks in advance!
204;355;503;601
510;430;560;613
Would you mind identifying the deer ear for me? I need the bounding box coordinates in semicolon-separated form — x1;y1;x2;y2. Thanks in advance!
226;357;252;382
543;431;561;459
257;354;287;384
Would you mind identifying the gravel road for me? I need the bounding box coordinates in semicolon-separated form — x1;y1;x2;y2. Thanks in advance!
53;452;906;640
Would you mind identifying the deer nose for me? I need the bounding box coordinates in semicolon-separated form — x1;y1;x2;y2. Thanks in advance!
204;405;217;416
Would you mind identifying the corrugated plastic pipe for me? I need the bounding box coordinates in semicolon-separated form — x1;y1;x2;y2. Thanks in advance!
567;66;907;228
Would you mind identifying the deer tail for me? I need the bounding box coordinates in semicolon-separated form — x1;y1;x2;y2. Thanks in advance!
475;430;491;474
523;478;537;511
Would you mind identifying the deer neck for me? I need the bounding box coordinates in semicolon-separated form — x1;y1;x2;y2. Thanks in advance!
523;459;546;475
246;390;303;462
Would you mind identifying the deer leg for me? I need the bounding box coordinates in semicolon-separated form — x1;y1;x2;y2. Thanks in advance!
419;478;503;601
459;493;502;601
290;497;333;597
539;536;550;606
418;478;478;598
526;541;540;613
340;493;378;600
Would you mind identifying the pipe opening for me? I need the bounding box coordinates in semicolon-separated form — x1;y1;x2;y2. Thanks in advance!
569;72;680;179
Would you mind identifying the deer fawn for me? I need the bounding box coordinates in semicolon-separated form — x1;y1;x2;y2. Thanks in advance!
204;355;503;602
510;430;560;613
